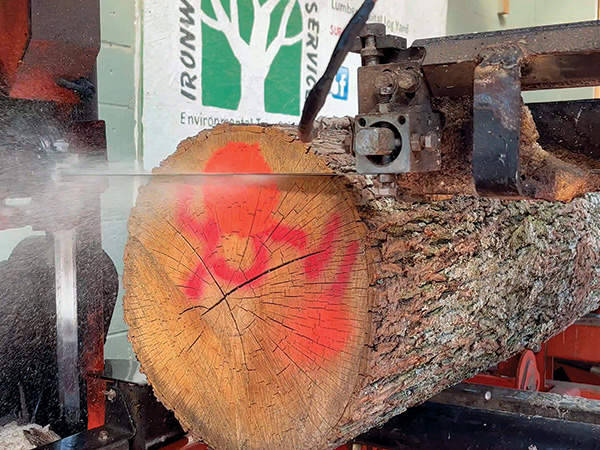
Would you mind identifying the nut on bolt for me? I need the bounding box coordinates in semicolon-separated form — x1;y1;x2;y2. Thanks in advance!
359;22;386;38
375;71;397;102
376;173;397;198
360;23;386;66
396;68;421;93
421;131;439;151
411;132;439;153
98;430;109;442
410;133;422;152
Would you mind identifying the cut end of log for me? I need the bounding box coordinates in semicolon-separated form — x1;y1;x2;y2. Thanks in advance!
123;126;371;450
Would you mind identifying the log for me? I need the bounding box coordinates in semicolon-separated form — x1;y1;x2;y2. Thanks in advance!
123;118;600;450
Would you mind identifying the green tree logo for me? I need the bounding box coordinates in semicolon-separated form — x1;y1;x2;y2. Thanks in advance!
199;0;303;115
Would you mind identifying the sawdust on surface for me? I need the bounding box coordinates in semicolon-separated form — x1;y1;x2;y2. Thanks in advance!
0;422;60;450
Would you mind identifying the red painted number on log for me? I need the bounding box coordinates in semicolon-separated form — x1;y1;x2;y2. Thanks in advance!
175;142;358;363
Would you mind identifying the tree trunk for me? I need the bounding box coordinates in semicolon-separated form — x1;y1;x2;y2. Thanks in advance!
123;117;600;450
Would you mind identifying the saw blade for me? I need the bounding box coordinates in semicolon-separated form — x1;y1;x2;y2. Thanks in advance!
59;171;343;179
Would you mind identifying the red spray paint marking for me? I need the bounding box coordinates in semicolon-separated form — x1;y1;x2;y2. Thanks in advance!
283;238;359;365
176;142;288;294
175;142;359;365
202;141;279;235
304;214;340;280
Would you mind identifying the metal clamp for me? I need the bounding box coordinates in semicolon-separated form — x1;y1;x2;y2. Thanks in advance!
353;24;443;175
354;65;442;174
473;44;525;197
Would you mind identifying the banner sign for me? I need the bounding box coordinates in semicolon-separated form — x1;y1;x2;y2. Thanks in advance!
142;0;447;169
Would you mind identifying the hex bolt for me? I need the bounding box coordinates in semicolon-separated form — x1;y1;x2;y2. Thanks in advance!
396;68;422;93
103;389;117;402
98;430;109;442
410;133;423;152
360;24;385;66
376;174;397;198
421;132;439;151
377;187;397;197
378;174;394;183
355;128;396;156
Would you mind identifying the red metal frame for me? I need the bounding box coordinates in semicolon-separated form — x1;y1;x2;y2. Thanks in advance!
467;311;600;401
0;0;100;104
83;304;106;430
546;317;600;363
0;0;29;87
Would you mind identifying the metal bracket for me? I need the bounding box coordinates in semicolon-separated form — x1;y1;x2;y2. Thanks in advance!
354;109;441;174
353;24;443;176
37;381;185;450
37;385;134;450
473;45;524;197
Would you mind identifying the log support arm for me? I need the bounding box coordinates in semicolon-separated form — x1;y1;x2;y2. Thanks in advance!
473;45;524;197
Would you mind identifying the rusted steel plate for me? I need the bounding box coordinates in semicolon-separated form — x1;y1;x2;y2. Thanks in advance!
414;21;600;97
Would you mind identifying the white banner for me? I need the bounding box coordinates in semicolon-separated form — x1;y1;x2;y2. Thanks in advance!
142;0;448;169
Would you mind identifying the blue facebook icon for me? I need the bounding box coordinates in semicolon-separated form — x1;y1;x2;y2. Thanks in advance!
331;67;349;100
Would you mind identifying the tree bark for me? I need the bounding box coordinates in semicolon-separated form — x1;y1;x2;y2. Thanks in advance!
123;118;600;450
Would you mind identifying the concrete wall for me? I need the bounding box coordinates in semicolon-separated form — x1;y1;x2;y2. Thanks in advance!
447;0;599;102
98;0;138;164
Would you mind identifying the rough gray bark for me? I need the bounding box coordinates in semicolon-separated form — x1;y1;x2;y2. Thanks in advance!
280;116;600;446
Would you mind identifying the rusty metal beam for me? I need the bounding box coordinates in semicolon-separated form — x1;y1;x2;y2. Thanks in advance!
431;382;600;424
413;21;600;97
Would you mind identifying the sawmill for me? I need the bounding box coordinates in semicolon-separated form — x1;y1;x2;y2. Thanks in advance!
2;0;600;449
